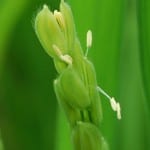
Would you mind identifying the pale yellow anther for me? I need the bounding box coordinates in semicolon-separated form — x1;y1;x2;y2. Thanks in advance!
110;97;121;120
97;86;121;120
85;30;92;57
87;30;92;48
52;44;72;65
116;103;121;120
60;55;73;65
54;10;66;30
110;97;117;111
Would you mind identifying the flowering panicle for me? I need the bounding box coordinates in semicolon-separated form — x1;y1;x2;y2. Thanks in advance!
34;1;121;149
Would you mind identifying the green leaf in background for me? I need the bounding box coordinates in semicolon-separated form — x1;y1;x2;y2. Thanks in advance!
0;0;30;73
137;0;150;114
118;1;148;149
137;0;150;148
0;0;59;150
0;0;30;149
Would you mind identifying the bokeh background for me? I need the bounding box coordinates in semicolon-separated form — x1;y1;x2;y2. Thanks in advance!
0;0;150;150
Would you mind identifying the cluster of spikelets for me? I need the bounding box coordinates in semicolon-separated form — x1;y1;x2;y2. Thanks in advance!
34;0;121;149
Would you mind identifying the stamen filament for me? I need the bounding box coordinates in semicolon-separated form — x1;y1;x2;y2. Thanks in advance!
97;86;121;120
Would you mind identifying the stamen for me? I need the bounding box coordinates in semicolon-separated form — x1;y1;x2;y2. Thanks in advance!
52;44;72;65
85;30;92;57
54;10;65;30
60;55;73;65
87;30;92;48
97;86;121;120
110;97;121;120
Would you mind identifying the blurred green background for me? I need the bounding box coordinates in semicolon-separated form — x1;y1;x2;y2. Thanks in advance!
0;0;150;150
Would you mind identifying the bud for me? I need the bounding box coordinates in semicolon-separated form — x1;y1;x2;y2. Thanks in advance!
35;1;78;73
71;122;102;150
35;5;67;58
54;79;82;127
56;67;91;109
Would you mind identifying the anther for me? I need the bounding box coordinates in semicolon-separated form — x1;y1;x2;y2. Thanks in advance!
52;44;72;65
85;30;92;57
97;86;121;120
54;10;66;30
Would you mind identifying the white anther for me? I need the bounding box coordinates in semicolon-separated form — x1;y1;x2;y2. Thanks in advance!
110;97;121;120
87;30;92;48
116;103;121;120
60;55;73;65
52;44;72;65
97;86;121;120
85;30;92;57
110;97;117;111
